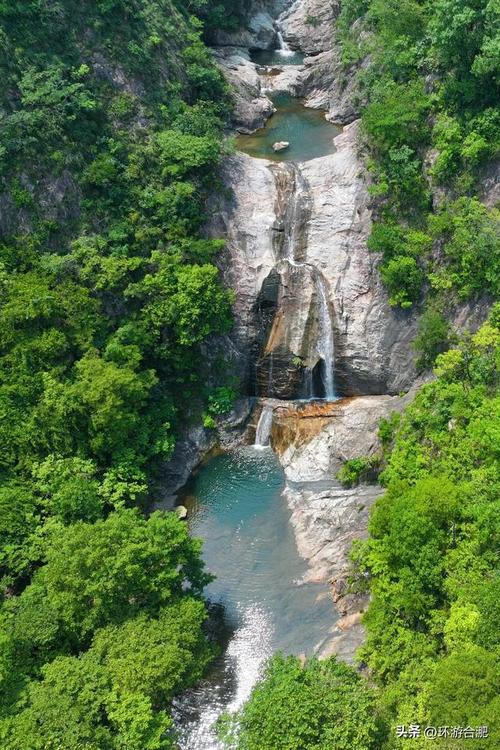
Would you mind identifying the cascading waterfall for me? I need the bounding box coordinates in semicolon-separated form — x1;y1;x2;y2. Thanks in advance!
271;162;311;265
315;272;336;399
276;30;294;56
254;404;274;447
265;162;337;400
173;8;346;748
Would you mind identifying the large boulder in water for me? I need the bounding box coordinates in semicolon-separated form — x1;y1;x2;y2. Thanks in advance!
272;141;290;152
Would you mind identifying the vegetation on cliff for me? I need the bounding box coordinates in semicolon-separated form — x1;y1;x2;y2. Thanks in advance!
352;308;500;748
332;15;499;742
338;0;499;322
0;1;236;746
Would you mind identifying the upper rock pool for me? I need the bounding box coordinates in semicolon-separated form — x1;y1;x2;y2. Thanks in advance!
250;48;305;66
236;94;342;162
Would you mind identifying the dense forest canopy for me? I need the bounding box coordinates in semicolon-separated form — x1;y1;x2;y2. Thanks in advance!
0;1;240;747
0;0;236;577
338;0;499;317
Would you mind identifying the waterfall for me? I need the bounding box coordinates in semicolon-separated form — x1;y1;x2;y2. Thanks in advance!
259;163;337;401
303;366;314;399
276;30;294;57
272;163;311;264
255;405;274;448
315;273;336;400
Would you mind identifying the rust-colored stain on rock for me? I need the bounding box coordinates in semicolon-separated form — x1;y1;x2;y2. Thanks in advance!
271;397;357;454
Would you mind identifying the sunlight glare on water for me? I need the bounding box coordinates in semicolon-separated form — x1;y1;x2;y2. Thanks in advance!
172;448;334;749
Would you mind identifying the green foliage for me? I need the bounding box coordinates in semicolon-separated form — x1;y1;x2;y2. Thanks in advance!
0;510;213;742
176;0;247;37
378;412;401;448
0;0;233;743
413;304;451;371
2;509;210;669
338;0;500;308
305;15;321;28
425;647;499;746
207;386;237;416
428;198;500;299
430;114;492;186
380;255;424;308
429;0;500;110
220;654;383;750
363;82;430;155
351;315;500;744
1;597;212;750
337;456;381;487
0;0;234;591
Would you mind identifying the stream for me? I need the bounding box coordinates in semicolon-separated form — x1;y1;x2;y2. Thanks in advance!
172;448;335;749
174;22;344;748
250;48;304;66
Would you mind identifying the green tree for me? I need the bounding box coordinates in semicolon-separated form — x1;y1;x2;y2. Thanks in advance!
429;198;500;299
220;654;383;750
3;509;211;665
380;255;424;308
413;305;451;371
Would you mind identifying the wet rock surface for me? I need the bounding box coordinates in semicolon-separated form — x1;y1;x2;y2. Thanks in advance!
271;394;410;480
212;47;275;134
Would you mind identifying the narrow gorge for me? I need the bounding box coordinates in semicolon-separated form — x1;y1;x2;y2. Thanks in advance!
168;1;421;747
1;1;497;747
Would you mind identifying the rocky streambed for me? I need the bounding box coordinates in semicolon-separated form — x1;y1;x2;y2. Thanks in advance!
168;0;423;745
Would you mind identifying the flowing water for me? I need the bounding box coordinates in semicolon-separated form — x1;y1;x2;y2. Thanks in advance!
315;272;336;399
254;405;274;447
173;448;334;749
269;162;337;399
251;47;305;66
236;94;342;162
251;28;304;66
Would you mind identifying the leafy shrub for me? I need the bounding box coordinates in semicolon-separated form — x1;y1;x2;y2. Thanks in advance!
337;456;381;487
413;305;451;371
429;198;500;299
380;255;424;308
219;654;383;750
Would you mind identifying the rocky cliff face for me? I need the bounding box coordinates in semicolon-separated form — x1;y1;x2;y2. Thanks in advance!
200;0;425;661
271;394;410;480
208;0;421;398
212;47;275;134
210;121;418;397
